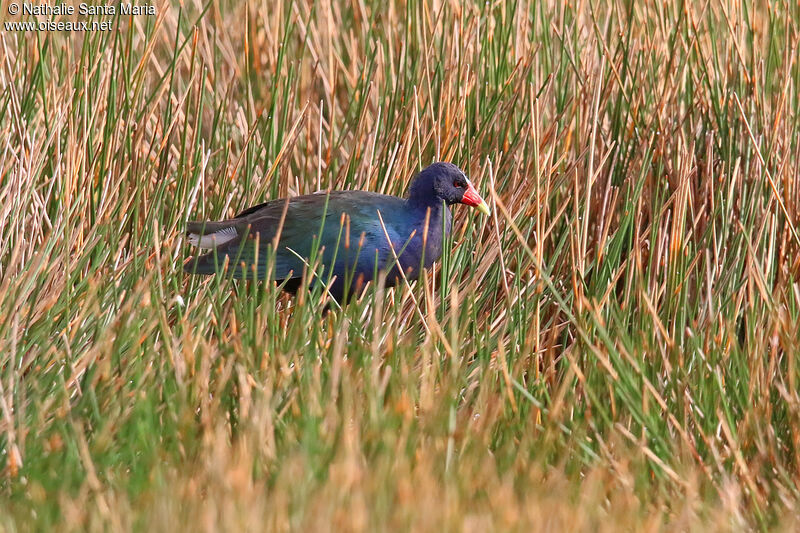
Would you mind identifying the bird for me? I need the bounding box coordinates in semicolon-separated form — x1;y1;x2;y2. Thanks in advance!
183;162;490;303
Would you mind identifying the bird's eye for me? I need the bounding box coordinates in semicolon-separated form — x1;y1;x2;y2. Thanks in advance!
453;180;462;188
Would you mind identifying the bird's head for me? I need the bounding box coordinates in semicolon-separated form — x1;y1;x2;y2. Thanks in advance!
408;162;491;215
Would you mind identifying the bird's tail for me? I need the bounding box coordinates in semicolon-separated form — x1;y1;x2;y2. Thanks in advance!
185;220;239;249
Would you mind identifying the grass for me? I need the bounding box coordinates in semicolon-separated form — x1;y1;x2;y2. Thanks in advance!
2;0;800;530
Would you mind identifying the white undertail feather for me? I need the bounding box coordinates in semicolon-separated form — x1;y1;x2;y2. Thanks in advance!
187;226;238;249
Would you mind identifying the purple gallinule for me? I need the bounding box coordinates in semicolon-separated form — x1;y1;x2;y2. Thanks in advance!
184;162;490;302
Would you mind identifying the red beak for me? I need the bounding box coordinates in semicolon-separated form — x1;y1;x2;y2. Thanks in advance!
461;182;491;215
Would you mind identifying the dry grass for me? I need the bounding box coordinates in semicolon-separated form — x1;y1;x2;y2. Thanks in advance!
2;0;800;530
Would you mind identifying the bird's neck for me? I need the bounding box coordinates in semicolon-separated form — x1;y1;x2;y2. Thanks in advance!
406;197;450;231
405;200;452;267
394;196;451;271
